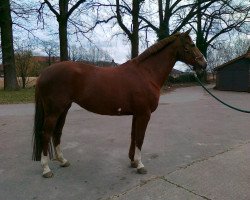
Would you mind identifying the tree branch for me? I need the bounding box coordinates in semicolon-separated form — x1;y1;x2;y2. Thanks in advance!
67;0;87;18
44;0;59;17
115;0;132;38
138;15;158;32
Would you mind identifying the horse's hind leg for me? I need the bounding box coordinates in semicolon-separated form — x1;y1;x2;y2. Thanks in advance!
53;105;71;167
41;114;59;178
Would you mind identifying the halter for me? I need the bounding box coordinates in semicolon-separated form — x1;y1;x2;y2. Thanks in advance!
185;44;204;62
195;55;204;61
180;34;204;63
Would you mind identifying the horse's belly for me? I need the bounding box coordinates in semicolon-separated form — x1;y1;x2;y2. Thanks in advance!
80;104;132;116
75;97;132;116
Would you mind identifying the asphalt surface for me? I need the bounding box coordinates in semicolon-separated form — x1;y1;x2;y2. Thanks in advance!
0;85;250;200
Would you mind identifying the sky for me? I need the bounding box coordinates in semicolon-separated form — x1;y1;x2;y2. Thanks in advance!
10;0;250;72
14;10;130;63
13;0;188;71
11;0;132;62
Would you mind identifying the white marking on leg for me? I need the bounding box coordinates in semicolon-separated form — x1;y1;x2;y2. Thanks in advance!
55;145;68;165
134;147;144;169
41;152;51;175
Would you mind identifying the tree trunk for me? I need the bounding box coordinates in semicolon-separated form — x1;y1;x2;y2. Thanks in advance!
58;19;68;61
157;0;170;40
0;0;18;90
21;75;26;89
58;0;69;61
130;0;139;59
48;53;51;66
196;0;207;58
195;0;207;82
158;22;170;40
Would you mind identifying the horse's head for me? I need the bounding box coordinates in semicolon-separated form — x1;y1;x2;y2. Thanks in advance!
177;29;207;73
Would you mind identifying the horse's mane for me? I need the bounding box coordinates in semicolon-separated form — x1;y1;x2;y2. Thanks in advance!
135;32;181;63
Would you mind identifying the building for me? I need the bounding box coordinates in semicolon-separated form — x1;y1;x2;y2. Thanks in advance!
214;48;250;92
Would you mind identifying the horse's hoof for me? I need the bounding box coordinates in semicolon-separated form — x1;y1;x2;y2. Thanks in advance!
137;167;147;174
61;161;70;167
130;161;138;168
42;171;54;178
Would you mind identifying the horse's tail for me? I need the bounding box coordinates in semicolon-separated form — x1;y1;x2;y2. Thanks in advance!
32;88;54;161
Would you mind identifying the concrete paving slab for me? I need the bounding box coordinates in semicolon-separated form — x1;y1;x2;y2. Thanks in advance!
0;86;250;200
167;142;250;200
111;178;205;200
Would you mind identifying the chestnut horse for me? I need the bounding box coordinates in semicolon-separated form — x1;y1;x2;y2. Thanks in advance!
32;30;207;178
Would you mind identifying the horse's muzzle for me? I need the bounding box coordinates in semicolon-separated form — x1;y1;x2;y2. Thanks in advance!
196;56;207;71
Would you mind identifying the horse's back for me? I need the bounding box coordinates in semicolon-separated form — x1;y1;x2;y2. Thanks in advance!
36;61;131;104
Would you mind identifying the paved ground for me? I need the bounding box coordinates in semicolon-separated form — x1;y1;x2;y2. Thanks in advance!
0;85;250;200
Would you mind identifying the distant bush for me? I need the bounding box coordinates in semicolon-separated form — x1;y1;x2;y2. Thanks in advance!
165;73;196;85
29;62;48;77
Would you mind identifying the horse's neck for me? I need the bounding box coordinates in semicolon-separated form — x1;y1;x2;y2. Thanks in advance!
138;45;177;88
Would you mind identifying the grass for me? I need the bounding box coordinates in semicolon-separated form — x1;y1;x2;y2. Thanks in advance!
0;87;35;104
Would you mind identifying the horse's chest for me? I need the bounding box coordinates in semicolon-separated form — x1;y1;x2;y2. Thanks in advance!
148;93;160;112
132;88;160;113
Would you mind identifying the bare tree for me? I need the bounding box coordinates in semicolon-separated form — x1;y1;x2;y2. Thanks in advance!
41;40;59;65
94;0;223;59
15;50;33;88
94;0;146;59
138;0;249;58
38;0;88;61
192;0;250;58
69;45;89;61
11;1;38;34
139;0;217;40
113;0;145;58
0;0;18;90
207;35;250;71
69;44;113;64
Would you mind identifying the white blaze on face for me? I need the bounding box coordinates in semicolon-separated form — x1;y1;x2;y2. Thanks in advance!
55;145;68;165
134;147;144;169
117;108;122;112
41;152;51;175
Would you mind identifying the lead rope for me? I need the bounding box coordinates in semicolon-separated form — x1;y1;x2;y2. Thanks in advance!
187;65;250;114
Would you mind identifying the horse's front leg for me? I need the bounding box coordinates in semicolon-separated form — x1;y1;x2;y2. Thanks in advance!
129;113;150;174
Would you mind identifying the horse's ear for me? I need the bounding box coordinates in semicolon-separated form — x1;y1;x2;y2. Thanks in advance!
185;29;192;35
